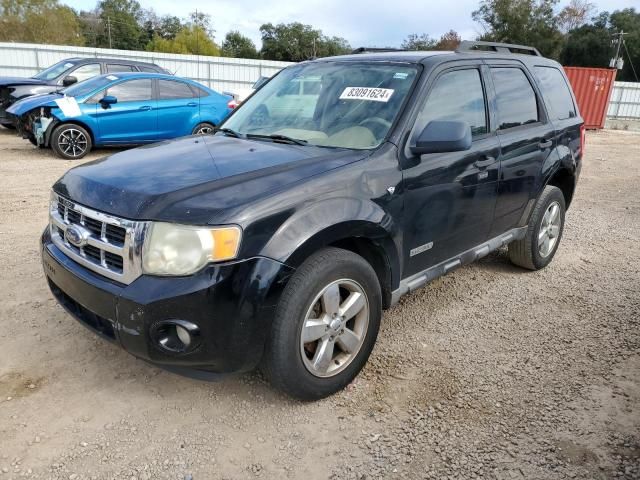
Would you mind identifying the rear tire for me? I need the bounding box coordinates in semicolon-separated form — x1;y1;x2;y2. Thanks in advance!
192;122;215;135
51;124;92;160
262;247;382;400
509;185;566;270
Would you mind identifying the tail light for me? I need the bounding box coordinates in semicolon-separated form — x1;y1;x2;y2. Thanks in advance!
227;99;238;109
580;124;586;156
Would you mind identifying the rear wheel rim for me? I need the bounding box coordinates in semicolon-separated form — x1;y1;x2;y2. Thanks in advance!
195;124;213;135
300;279;369;378
58;128;88;158
538;201;562;258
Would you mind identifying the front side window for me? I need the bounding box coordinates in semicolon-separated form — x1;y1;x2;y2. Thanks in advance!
158;80;195;100
491;68;539;130
222;62;419;149
533;66;576;121
63;76;114;99
413;68;488;140
69;64;101;83
106;79;153;102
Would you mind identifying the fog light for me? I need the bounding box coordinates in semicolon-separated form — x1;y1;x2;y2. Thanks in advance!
150;320;200;353
175;325;191;347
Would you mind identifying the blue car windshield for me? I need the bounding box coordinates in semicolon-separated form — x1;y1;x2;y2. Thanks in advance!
62;76;114;98
32;60;78;81
221;62;419;149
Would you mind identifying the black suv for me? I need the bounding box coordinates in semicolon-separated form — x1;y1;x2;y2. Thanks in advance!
0;57;168;128
41;42;583;400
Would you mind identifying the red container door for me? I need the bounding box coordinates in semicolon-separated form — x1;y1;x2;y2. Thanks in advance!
563;67;617;129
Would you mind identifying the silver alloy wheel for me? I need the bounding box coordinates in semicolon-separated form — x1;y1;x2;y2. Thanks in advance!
58;128;88;158
195;125;213;135
300;278;369;378
538;201;562;258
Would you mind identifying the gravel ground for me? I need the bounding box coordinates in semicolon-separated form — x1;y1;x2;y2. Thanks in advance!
0;128;638;480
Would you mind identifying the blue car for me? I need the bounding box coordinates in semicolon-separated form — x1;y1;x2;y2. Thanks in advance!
7;72;234;159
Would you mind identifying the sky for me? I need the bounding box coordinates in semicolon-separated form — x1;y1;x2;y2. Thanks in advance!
61;0;638;48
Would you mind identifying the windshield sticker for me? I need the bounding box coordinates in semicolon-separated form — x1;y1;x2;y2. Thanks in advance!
54;96;82;117
340;87;394;102
64;63;74;69
106;75;118;81
393;72;409;80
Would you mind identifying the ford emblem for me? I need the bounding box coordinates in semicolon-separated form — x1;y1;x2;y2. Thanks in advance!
65;225;89;247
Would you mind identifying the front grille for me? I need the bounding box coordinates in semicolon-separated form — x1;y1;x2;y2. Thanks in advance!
49;193;146;284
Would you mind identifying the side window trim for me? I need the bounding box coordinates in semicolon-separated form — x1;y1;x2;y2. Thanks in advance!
409;65;491;144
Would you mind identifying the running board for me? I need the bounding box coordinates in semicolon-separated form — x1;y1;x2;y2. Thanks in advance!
390;226;527;306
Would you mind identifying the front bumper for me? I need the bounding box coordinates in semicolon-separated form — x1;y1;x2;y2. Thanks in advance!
42;229;294;373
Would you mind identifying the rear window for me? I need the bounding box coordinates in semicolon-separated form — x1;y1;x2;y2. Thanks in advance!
533;66;576;121
491;68;539;130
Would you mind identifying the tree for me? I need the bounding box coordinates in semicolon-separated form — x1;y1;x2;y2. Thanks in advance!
401;33;437;50
189;11;214;38
560;23;611;69
435;30;462;50
557;0;595;33
147;25;220;56
221;31;259;58
260;22;350;61
472;0;564;58
140;9;183;44
0;0;85;46
96;0;145;50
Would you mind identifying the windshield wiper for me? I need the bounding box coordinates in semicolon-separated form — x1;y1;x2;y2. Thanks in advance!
216;127;246;139
249;134;308;146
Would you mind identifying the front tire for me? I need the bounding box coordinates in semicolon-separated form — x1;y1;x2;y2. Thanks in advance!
262;247;382;400
192;122;215;135
509;185;566;270
51;124;92;160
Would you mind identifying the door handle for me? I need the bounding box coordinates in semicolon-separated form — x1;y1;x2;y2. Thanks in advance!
474;156;496;169
139;105;151;111
539;139;553;149
187;102;198;107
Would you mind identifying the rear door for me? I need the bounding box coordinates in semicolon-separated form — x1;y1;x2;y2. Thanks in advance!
401;63;500;277
485;61;556;236
156;79;199;138
95;78;157;143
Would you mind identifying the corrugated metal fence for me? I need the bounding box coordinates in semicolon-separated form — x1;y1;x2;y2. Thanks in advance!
607;81;640;119
0;42;292;93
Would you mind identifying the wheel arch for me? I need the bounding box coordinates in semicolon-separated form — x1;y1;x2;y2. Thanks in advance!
46;119;95;148
545;167;576;208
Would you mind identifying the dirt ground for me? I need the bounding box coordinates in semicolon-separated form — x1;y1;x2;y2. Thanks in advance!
0;128;638;480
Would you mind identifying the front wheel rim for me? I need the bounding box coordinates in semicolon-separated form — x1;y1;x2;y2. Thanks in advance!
538;201;562;258
300;279;369;378
58;128;88;158
195;125;213;135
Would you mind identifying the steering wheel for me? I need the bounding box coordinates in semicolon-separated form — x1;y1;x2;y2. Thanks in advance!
358;117;392;132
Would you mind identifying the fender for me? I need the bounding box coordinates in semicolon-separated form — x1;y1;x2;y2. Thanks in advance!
259;196;402;290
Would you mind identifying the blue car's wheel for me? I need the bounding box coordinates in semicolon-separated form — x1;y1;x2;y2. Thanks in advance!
51;124;92;160
192;122;215;135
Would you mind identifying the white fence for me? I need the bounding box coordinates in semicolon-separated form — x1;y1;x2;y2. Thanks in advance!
608;81;640;119
0;42;292;94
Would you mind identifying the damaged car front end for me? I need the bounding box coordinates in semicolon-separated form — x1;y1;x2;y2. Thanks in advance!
8;94;62;147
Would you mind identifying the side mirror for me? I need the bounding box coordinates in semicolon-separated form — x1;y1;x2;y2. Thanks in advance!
62;75;78;87
410;120;472;156
100;95;117;107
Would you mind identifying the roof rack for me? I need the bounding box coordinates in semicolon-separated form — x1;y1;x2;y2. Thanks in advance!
456;40;541;57
351;47;406;54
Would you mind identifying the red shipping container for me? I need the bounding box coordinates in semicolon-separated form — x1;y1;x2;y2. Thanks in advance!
563;67;617;129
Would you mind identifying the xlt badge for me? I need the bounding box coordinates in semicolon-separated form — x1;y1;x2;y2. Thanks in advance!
410;242;433;257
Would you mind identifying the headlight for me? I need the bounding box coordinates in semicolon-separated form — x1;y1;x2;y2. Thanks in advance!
142;223;241;276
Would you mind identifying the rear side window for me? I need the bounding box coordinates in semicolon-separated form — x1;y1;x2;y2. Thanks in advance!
414;68;488;139
158;80;195;100
491;68;539;130
106;79;153;102
533;66;576;120
107;64;135;73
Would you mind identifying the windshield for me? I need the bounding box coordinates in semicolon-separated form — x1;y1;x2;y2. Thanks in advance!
32;60;77;81
222;62;419;149
62;75;115;98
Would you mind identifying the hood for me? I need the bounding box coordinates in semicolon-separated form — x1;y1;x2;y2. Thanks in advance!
6;93;62;116
53;135;367;224
0;76;49;87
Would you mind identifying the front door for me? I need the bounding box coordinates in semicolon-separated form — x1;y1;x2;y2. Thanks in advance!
95;78;157;143
401;65;500;277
